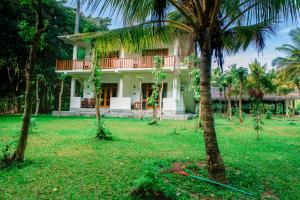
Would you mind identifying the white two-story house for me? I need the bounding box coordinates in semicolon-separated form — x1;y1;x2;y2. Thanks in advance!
54;31;196;119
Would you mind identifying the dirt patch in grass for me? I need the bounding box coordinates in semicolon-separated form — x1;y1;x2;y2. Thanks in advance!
56;145;94;158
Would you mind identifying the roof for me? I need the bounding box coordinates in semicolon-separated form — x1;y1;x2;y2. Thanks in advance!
211;87;300;101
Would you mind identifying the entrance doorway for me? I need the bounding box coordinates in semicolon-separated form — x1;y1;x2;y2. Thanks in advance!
99;83;118;107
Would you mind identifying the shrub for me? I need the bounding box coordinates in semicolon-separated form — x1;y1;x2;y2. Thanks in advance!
96;120;112;140
0;141;17;167
265;110;273;119
131;160;178;200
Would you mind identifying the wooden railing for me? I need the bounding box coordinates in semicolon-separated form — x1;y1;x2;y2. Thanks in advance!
56;56;179;71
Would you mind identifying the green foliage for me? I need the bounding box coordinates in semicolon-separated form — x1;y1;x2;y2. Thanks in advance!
251;101;265;140
185;54;201;101
89;65;102;92
29;117;38;133
0;140;17;167
148;56;166;124
131;160;178;200
265;106;273;119
95;120;112;140
58;72;67;81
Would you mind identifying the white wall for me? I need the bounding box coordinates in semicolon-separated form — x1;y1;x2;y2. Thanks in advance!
111;97;131;110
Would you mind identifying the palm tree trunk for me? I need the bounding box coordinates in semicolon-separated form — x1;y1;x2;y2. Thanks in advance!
223;90;227;117
199;46;227;183
10;0;45;162
239;82;243;124
197;97;202;128
219;90;222;114
58;80;64;117
35;77;40;116
227;86;232;121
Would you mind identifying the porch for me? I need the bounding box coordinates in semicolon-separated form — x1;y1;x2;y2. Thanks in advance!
67;72;190;115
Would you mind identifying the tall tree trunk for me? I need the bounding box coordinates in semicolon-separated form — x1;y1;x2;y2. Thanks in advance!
285;96;289;118
227;85;232;121
219;90;222;114
10;0;45;162
197;97;202;128
94;89;101;124
58;80;64;117
139;81;143;120
35;77;40;116
159;81;164;121
238;82;243;124
199;46;227;183
223;90;227;117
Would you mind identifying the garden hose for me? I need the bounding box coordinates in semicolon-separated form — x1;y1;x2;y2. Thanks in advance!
189;175;253;196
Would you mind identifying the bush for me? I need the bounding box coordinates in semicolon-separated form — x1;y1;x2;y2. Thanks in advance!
0;141;17;167
265;110;273;119
131;160;178;200
96;120;112;140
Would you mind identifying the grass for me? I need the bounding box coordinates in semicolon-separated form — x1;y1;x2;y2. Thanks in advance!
0;115;299;199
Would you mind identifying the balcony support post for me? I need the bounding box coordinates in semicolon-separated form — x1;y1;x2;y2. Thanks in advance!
118;75;124;97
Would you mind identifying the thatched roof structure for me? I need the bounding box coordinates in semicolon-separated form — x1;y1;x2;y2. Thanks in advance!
211;87;299;101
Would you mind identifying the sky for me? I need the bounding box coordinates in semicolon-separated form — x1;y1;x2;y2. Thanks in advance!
70;1;299;70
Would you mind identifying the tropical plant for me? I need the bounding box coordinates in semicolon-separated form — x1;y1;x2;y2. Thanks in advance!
224;65;236;121
274;72;294;117
212;68;224;114
85;0;300;183
90;59;112;140
148;56;166;124
234;67;248;124
185;54;202;127
273;28;300;96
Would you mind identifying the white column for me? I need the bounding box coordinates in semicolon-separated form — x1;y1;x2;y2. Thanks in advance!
173;75;178;99
70;77;76;98
118;75;124;97
73;44;78;60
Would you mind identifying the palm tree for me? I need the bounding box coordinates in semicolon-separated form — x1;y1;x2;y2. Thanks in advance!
224;66;236;121
235;67;248;124
273;28;300;96
212;68;224;114
85;0;300;183
274;72;295;117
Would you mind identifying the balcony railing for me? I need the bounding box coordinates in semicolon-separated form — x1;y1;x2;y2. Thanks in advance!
56;56;179;71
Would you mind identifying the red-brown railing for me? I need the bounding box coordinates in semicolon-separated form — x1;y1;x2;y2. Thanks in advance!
56;56;179;71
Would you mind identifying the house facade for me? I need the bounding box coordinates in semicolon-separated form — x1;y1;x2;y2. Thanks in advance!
54;33;196;119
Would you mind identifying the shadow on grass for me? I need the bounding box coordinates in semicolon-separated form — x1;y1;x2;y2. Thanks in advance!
0;159;34;171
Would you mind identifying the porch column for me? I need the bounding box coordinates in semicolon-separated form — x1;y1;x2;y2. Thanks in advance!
118;75;124;97
173;75;178;99
70;77;76;98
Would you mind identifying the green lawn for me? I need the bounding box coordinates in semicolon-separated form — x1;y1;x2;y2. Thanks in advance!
0;115;299;199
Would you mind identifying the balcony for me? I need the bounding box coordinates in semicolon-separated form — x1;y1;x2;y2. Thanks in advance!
56;56;180;71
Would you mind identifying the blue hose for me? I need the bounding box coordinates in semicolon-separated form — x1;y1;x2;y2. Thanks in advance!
189;175;253;196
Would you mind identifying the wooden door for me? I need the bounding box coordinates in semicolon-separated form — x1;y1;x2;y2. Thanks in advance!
142;83;167;109
99;84;118;108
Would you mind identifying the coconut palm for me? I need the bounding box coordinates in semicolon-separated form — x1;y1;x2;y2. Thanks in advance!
273;28;300;96
234;67;248;124
224;65;236;121
212;68;224;114
84;0;300;183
